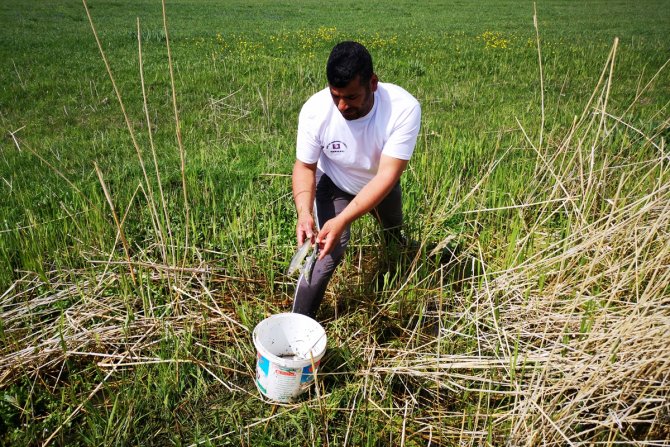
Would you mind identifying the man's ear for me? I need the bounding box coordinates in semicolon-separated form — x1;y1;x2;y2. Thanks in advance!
370;74;379;92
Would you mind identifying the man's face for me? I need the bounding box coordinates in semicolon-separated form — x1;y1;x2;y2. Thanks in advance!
329;74;378;120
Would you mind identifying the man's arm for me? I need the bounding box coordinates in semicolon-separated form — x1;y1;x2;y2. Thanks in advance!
292;159;318;246
317;154;408;259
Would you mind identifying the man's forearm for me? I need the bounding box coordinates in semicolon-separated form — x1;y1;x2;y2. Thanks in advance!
334;156;408;227
337;175;396;225
292;160;317;216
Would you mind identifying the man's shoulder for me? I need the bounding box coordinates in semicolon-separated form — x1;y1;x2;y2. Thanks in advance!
377;83;420;123
303;87;331;109
299;87;331;121
378;82;419;106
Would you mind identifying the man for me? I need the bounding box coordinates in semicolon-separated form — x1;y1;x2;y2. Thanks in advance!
292;41;421;319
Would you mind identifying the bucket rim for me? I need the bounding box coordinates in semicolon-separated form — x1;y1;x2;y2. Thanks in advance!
253;313;327;368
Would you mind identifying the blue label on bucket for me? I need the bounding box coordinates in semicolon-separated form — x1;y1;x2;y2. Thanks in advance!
256;378;267;394
258;353;270;376
300;362;318;383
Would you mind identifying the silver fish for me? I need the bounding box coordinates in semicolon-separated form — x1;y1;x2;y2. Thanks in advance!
303;244;320;284
287;241;312;276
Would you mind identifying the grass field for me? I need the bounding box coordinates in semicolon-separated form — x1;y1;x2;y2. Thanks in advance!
1;0;669;445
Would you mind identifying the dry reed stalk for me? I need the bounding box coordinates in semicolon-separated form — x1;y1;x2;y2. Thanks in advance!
82;0;159;234
94;162;136;284
533;2;545;152
82;1;185;275
161;0;191;267
137;17;173;267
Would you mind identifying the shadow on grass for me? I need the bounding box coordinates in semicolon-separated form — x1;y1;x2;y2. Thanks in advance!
325;237;481;328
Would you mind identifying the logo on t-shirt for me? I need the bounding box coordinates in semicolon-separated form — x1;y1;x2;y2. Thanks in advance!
326;140;348;154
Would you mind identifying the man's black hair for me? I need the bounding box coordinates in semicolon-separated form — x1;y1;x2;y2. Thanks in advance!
326;41;374;88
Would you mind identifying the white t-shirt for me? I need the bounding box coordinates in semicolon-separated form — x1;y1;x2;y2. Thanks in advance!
296;82;421;195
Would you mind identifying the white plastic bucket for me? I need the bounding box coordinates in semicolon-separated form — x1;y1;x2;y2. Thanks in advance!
253;313;327;403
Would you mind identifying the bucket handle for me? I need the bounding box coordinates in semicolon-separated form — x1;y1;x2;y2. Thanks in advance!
296;331;327;360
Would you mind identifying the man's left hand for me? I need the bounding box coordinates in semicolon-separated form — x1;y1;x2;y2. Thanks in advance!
316;215;347;260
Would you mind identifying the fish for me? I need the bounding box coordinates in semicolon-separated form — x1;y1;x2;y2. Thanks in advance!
303;243;320;284
287;241;312;276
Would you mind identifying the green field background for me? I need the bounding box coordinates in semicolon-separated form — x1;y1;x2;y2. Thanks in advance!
0;1;669;445
1;0;668;286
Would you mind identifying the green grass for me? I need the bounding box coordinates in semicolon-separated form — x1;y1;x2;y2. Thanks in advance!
1;0;669;445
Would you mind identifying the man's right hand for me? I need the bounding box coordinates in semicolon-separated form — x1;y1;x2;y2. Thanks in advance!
296;211;316;246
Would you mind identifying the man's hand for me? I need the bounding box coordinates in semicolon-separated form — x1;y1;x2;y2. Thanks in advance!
297;211;316;246
316;215;347;260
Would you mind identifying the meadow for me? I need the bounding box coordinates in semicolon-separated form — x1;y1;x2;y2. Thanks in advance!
1;0;669;445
